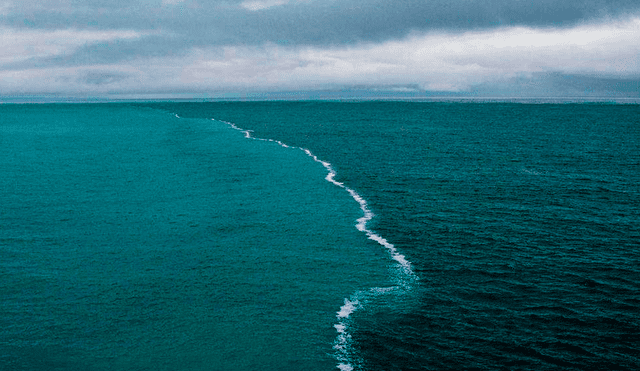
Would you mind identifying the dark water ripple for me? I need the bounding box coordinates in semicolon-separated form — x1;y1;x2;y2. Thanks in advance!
153;102;640;370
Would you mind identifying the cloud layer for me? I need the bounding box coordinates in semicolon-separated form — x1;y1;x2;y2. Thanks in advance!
1;0;639;96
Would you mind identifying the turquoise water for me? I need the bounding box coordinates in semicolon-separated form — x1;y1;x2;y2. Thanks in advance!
0;104;395;370
2;102;639;370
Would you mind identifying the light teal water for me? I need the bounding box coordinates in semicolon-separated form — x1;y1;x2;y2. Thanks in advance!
0;104;394;370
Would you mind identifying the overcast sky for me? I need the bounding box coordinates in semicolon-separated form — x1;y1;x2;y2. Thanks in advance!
1;0;639;97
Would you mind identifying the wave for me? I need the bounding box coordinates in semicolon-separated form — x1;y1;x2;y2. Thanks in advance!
205;117;417;370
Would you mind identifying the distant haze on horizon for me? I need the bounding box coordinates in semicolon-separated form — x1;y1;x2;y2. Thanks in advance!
1;0;639;98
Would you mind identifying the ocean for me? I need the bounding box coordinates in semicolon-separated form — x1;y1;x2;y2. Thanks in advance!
1;101;638;370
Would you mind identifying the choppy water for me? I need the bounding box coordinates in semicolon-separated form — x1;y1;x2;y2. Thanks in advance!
2;102;639;370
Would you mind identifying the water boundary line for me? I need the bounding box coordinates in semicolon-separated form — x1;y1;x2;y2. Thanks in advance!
176;113;417;370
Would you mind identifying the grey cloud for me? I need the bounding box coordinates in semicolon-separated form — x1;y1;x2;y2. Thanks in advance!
3;0;639;70
2;0;639;97
470;72;640;97
546;73;640;95
2;34;190;70
3;0;640;46
79;70;129;85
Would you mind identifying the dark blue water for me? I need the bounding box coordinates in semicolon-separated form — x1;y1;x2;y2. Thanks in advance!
2;101;639;370
161;101;640;370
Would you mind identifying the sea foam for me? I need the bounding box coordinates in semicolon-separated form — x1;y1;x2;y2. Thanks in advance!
210;117;417;370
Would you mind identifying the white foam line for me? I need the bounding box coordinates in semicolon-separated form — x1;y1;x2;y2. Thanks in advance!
333;297;359;371
337;298;359;319
206;117;417;370
213;118;414;274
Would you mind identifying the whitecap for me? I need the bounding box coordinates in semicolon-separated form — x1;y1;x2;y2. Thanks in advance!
337;298;359;319
208;117;418;371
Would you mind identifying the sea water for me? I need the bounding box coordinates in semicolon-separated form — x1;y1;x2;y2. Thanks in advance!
2;101;639;370
0;104;394;370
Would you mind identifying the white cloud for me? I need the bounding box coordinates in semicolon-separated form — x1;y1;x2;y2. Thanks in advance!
171;17;639;91
0;2;11;16
240;0;288;11
1;18;639;94
0;28;147;65
240;0;309;11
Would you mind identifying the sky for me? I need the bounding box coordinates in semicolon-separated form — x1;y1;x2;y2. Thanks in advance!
1;0;639;98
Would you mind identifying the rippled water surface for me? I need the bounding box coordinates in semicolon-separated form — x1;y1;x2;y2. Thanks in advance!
165;101;640;370
2;102;639;370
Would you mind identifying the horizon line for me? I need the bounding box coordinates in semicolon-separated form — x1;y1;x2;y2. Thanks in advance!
2;94;640;104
